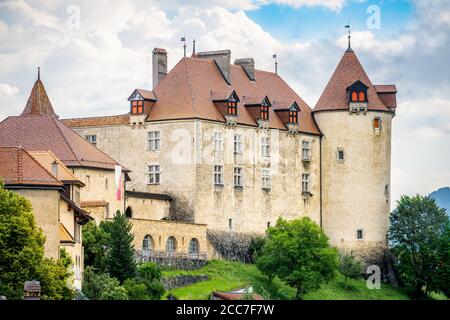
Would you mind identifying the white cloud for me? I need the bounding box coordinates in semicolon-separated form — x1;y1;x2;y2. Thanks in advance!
0;83;19;97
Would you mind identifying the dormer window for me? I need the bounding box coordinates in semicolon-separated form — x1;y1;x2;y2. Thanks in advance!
348;80;368;104
289;110;298;123
260;105;269;120
227;101;237;115
131;100;143;114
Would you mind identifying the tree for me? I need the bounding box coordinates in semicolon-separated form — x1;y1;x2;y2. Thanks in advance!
82;266;128;300
107;211;136;283
429;223;450;297
256;217;339;299
136;262;164;300
339;252;363;288
389;195;449;298
82;220;111;273
0;181;73;299
123;279;149;300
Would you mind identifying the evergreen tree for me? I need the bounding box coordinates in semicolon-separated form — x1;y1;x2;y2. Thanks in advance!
107;211;136;283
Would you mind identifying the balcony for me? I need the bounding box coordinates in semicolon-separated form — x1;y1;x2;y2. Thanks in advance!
135;249;208;270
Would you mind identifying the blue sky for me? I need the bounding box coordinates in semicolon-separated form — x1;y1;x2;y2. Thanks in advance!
248;0;414;41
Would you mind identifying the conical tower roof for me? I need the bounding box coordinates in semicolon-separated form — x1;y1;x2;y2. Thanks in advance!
314;49;391;112
21;73;57;116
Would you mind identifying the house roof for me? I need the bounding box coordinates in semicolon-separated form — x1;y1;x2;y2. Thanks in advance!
64;56;321;135
314;49;393;113
62;114;130;128
60;193;94;224
0;146;63;187
59;223;75;244
0;78;126;171
28;150;84;186
125;190;172;201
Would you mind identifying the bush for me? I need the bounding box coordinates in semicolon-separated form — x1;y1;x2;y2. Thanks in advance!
123;279;148;300
339;252;363;288
136;262;164;300
82;266;128;300
249;236;266;263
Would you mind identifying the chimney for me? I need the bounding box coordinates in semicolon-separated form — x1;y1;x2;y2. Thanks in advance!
152;48;167;89
197;50;231;85
51;161;58;178
234;58;255;81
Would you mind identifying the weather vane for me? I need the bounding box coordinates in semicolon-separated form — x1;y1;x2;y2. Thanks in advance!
345;19;351;50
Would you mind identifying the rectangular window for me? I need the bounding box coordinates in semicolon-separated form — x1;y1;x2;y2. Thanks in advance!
337;148;345;161
227;101;237;115
234;134;243;154
261;137;270;157
148;131;160;151
214;132;223;152
260;105;269;120
148;165;160;184
214;165;224;185
289;111;298;123
234;167;243;187
302;173;310;193
229;218;233;230
373;117;381;130
262;169;271;189
357;229;364;240
85;135;97;146
131;100;143;114
302;141;310;160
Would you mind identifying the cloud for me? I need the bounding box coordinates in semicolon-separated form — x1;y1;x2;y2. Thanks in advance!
0;83;19;97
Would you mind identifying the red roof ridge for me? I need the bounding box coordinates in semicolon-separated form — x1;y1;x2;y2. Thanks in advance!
51;117;80;163
184;58;199;118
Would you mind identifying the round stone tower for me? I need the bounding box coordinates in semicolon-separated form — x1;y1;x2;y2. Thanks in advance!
313;47;397;263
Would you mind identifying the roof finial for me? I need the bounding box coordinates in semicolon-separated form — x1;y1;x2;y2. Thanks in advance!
345;19;352;51
37;67;40;81
191;39;196;57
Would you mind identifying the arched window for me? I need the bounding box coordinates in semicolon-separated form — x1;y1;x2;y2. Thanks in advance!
166;236;177;253
142;235;153;251
189;238;199;255
125;206;132;218
351;91;358;102
358;91;365;102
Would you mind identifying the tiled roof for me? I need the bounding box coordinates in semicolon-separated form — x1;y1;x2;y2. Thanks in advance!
0;146;63;187
314;49;393;113
62;114;130;128
374;85;397;93
64;57;321;135
0;115;122;170
60;193;94;223
80;200;108;207
125;190;172;201
136;89;157;101
146;57;320;134
21;79;57;116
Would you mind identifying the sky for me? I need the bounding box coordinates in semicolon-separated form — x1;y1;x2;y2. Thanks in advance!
0;0;449;205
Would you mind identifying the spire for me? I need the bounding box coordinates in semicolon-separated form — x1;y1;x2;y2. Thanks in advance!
21;72;57;117
345;21;352;52
191;39;196;57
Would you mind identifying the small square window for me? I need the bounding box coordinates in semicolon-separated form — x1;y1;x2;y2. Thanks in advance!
357;229;364;240
85;135;97;146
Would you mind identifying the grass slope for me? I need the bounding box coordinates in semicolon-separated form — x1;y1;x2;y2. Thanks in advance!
163;260;413;300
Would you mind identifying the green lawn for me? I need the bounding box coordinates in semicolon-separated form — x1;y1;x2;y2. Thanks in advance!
162;259;425;300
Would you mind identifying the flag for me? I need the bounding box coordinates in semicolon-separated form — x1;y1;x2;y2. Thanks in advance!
115;165;122;201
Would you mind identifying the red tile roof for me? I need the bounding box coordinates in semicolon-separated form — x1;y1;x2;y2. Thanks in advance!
62;114;130;127
314;49;393;113
64;56;321;135
0;146;63;187
0;79;126;171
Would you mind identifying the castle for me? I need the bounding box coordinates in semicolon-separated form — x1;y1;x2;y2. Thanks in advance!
0;41;397;287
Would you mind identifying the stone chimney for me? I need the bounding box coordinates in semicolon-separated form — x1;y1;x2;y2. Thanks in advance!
152;48;167;89
234;58;255;81
197;50;231;85
51;161;58;178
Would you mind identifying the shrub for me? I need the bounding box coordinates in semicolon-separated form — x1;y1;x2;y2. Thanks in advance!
123;279;148;300
339;252;363;288
82;266;128;300
136;262;164;300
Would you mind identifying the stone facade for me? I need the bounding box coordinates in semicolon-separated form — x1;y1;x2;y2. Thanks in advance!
314;110;393;262
15;189;61;260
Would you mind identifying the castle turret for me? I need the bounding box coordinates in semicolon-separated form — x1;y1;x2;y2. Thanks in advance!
313;48;397;263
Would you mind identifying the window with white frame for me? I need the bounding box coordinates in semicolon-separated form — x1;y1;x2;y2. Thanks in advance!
214;165;224;185
261;137;270;157
85;135;97;146
234;167;243;187
148;165;160;184
302;141;311;160
234;134;243;154
302;173;310;193
262;169;271;189
148;131;160;151
214;132;223;151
